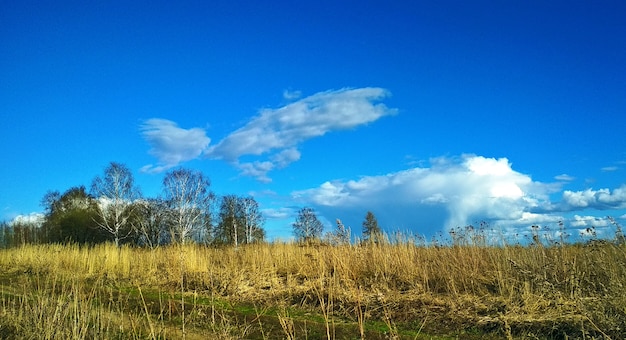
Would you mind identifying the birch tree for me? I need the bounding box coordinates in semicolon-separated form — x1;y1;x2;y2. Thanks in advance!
215;195;265;247
241;196;265;244
90;162;141;246
162;168;214;244
292;207;323;243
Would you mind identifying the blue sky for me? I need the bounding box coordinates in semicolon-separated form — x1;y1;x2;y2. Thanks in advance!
2;1;626;241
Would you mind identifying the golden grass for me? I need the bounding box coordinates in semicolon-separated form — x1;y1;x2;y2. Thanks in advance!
1;241;625;339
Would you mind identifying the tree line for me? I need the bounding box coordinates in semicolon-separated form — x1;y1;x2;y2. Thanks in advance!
1;162;264;248
1;162;385;248
291;207;382;245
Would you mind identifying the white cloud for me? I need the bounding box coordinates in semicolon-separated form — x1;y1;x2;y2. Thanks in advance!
140;119;211;173
571;215;615;239
11;213;45;226
570;215;610;227
140;88;395;181
282;89;302;100
204;87;396;181
236;161;275;183
234;148;302;183
289;154;626;240
562;189;598;208
515;212;563;225
271;147;301;168
601;166;619;172
293;155;557;230
555;174;575;181
247;189;277;197
561;185;626;210
262;207;295;220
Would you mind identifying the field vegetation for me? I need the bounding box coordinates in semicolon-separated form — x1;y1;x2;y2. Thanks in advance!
1;229;625;339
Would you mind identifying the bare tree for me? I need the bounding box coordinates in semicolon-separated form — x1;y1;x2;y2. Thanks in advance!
215;195;265;247
241;196;265;244
91;162;141;246
133;198;168;248
216;195;241;247
162;168;214;244
292;207;324;243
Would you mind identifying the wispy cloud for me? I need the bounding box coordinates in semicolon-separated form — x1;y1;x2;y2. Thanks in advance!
236;161;275;183
235;148;303;182
262;207;295;220
204;87;396;180
140;119;211;173
601;166;619;172
555;174;575;181
282;89;302;100
292;155;559;230
140;88;395;179
272;147;301;168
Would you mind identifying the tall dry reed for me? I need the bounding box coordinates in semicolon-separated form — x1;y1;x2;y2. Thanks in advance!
1;240;624;338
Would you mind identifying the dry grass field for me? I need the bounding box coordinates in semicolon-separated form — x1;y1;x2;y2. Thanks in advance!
1;237;625;339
